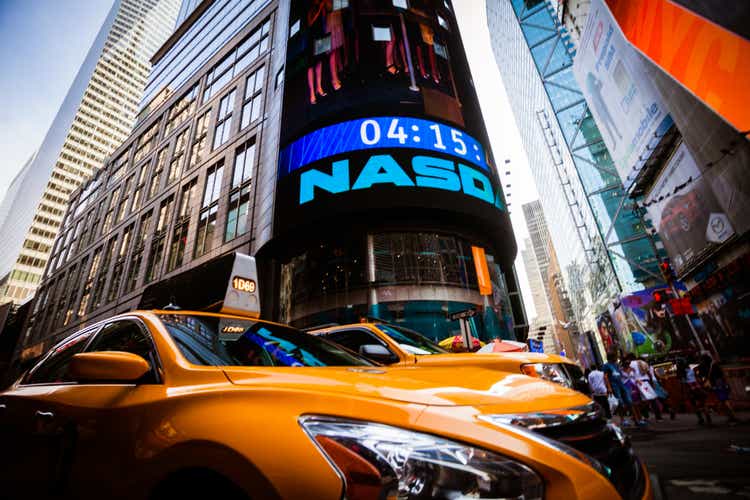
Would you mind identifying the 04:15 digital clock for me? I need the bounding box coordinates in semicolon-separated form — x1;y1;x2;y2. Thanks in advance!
278;116;489;179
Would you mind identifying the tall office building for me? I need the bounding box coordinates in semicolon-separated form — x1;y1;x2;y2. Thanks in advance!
521;237;551;326
486;0;663;332
20;0;526;358
0;0;182;305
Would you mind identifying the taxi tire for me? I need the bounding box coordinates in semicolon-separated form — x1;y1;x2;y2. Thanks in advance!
150;467;249;500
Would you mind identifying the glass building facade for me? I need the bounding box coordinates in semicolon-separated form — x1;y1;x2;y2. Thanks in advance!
487;0;664;330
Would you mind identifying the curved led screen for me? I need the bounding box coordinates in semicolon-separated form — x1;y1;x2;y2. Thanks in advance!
275;0;512;258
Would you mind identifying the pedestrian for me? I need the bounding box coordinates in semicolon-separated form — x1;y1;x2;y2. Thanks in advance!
621;359;647;425
697;353;739;424
587;366;612;420
677;357;712;425
628;354;663;421
603;352;643;427
650;364;676;420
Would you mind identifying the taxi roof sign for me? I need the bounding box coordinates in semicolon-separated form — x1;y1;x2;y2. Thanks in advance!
221;253;260;318
138;252;261;318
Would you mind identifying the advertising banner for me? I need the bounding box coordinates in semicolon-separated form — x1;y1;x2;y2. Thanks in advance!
573;0;670;189
605;0;750;133
644;142;733;274
276;0;511;257
608;285;694;356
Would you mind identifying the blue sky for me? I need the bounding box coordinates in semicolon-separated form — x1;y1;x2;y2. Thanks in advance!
0;0;113;199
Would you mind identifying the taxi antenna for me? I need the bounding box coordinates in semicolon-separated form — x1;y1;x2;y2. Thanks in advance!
163;295;181;310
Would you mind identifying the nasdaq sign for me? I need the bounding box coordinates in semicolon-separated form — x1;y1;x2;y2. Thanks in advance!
299;153;504;210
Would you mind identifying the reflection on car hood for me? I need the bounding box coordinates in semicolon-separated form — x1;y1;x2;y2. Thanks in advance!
223;365;589;411
412;352;574;370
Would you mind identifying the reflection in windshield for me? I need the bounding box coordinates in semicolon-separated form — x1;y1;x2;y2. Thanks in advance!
376;324;446;355
159;314;372;367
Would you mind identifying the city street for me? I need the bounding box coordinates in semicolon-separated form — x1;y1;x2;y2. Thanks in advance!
630;413;750;499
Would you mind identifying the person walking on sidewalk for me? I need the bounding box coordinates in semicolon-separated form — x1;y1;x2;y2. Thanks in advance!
603;352;643;426
587;366;612;420
677;357;712;425
697;353;739;424
628;353;663;421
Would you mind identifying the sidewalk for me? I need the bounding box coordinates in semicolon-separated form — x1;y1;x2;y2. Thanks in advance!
628;412;750;500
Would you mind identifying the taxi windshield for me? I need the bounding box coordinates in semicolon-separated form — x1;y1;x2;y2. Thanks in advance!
375;324;446;355
159;314;373;367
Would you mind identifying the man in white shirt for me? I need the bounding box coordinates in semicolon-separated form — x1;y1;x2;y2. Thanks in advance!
587;366;612;419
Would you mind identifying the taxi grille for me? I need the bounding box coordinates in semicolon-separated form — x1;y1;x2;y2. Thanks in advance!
534;418;645;500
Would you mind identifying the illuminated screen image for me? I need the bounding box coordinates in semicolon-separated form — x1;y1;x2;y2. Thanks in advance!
276;0;511;255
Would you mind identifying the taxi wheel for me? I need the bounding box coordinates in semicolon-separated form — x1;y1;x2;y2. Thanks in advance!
150;467;249;500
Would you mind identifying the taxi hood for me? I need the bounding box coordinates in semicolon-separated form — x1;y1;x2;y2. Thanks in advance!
412;352;575;370
223;364;589;412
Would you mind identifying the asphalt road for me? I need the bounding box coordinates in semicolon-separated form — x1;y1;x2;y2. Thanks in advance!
628;412;750;499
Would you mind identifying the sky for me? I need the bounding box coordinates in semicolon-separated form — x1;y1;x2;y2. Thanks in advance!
455;0;540;320
0;0;540;321
0;0;114;197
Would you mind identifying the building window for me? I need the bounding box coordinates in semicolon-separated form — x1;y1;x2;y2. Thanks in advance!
195;163;224;257
89;200;106;247
149;148;168;199
63;260;85;327
145;195;175;284
165;83;199;135
78;248;102;317
92;237;117;310
189;110;211;170
241;66;265;129
101;187;121;236
108;224;132;302
167;128;189;184
134;121;160;163
225;139;255;241
125;211;152;293
202;18;272;103
213;89;236;150
167;179;197;272
132;161;149;211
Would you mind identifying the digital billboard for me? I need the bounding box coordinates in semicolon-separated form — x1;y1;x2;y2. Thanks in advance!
644;142;733;274
573;0;671;189
275;0;510;257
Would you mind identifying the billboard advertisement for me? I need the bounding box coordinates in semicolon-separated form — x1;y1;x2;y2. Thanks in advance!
573;0;671;189
644;142;733;274
605;0;750;133
275;0;511;257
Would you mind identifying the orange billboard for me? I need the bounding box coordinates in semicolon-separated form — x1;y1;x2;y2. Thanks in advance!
605;0;750;132
471;246;492;296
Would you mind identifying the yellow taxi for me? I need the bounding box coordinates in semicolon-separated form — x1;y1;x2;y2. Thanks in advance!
309;322;590;393
0;309;650;499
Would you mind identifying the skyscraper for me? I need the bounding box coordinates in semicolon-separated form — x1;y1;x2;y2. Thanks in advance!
486;0;662;332
0;0;182;305
521;236;553;333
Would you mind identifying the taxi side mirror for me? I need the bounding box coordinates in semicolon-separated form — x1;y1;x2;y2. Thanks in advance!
69;351;151;382
359;344;398;364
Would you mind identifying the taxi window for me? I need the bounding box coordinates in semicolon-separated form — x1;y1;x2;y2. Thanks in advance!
375;324;446;354
159;314;373;367
23;331;94;385
85;319;160;383
324;329;387;354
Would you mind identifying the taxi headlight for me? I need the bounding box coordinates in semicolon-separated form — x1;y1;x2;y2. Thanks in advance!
479;411;612;480
300;416;544;500
521;362;571;387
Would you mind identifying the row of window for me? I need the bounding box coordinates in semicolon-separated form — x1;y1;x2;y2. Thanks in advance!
35;137;259;334
54;63;267;277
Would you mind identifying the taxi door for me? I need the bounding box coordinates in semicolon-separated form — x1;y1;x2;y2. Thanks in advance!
48;318;166;498
0;329;96;498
